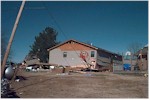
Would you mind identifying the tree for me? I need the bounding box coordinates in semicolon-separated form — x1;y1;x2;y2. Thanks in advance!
126;42;143;70
127;42;143;55
29;27;60;63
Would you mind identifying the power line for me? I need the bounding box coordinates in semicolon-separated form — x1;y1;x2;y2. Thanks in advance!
42;2;89;68
42;2;69;40
42;2;71;66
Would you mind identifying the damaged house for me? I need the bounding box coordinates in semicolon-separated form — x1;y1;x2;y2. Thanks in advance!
134;45;148;71
47;39;122;72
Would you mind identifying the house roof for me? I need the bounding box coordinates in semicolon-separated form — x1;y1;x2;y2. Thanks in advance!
47;39;98;51
47;39;122;57
134;46;148;56
97;47;122;57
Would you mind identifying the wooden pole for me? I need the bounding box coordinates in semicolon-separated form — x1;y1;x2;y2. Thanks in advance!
1;0;25;78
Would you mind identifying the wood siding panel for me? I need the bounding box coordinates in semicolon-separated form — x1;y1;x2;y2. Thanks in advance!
59;43;94;51
49;48;97;68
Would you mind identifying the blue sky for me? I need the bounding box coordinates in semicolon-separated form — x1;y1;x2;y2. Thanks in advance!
1;1;148;63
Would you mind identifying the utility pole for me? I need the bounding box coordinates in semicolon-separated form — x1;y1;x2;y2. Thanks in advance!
1;0;26;78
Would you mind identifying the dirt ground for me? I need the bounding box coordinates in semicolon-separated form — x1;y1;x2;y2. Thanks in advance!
10;69;148;98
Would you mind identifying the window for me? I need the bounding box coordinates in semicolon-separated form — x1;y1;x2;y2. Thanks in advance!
91;51;95;57
63;52;67;58
99;53;109;58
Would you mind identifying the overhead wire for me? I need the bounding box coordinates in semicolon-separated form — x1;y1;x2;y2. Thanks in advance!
42;2;89;68
9;2;91;93
42;2;72;67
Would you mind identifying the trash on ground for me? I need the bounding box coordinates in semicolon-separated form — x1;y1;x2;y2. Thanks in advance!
56;73;69;76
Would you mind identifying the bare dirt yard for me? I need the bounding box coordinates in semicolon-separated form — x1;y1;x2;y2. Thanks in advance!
10;69;148;98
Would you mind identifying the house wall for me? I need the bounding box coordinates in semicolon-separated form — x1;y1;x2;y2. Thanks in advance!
137;58;148;71
96;50;123;71
142;58;148;70
96;51;112;71
49;43;97;68
135;46;148;71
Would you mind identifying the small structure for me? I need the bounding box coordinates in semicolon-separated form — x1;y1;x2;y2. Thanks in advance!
24;58;40;66
47;39;123;72
23;58;57;71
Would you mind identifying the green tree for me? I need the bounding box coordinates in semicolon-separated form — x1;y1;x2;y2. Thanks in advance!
29;27;60;62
